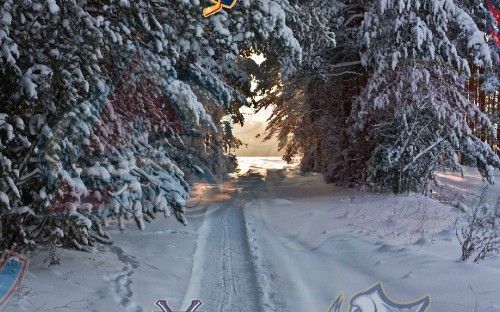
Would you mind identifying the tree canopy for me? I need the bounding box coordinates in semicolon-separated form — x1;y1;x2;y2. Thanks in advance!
0;0;332;251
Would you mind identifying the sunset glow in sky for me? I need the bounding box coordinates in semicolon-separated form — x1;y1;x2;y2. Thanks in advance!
231;53;283;157
232;106;282;157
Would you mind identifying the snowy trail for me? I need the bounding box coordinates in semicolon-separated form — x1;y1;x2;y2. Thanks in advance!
184;172;271;312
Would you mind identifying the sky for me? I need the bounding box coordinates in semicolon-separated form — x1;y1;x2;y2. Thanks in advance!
232;106;284;157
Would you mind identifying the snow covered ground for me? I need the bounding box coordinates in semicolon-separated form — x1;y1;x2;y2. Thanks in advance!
5;157;500;312
241;159;500;312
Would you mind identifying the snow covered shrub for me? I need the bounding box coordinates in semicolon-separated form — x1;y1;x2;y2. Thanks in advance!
346;61;500;193
457;187;500;263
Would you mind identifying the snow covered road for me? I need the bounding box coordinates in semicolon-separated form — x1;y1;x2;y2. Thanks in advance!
184;198;260;311
183;171;286;312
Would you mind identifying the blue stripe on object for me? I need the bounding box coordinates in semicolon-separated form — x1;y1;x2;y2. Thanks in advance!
221;0;236;6
0;259;23;298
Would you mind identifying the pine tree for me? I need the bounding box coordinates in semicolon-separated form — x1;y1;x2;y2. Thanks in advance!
0;0;314;251
257;0;500;193
360;0;491;73
350;61;500;193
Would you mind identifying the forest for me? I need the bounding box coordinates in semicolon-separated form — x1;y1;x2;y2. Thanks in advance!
0;0;499;257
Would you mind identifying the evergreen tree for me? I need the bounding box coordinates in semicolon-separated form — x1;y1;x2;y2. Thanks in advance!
257;0;500;193
350;61;500;193
0;0;319;251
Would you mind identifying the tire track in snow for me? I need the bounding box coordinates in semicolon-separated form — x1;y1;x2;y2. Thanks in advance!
183;172;277;311
187;202;260;312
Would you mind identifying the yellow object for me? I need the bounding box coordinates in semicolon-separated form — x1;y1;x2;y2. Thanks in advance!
203;0;223;17
203;0;237;17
